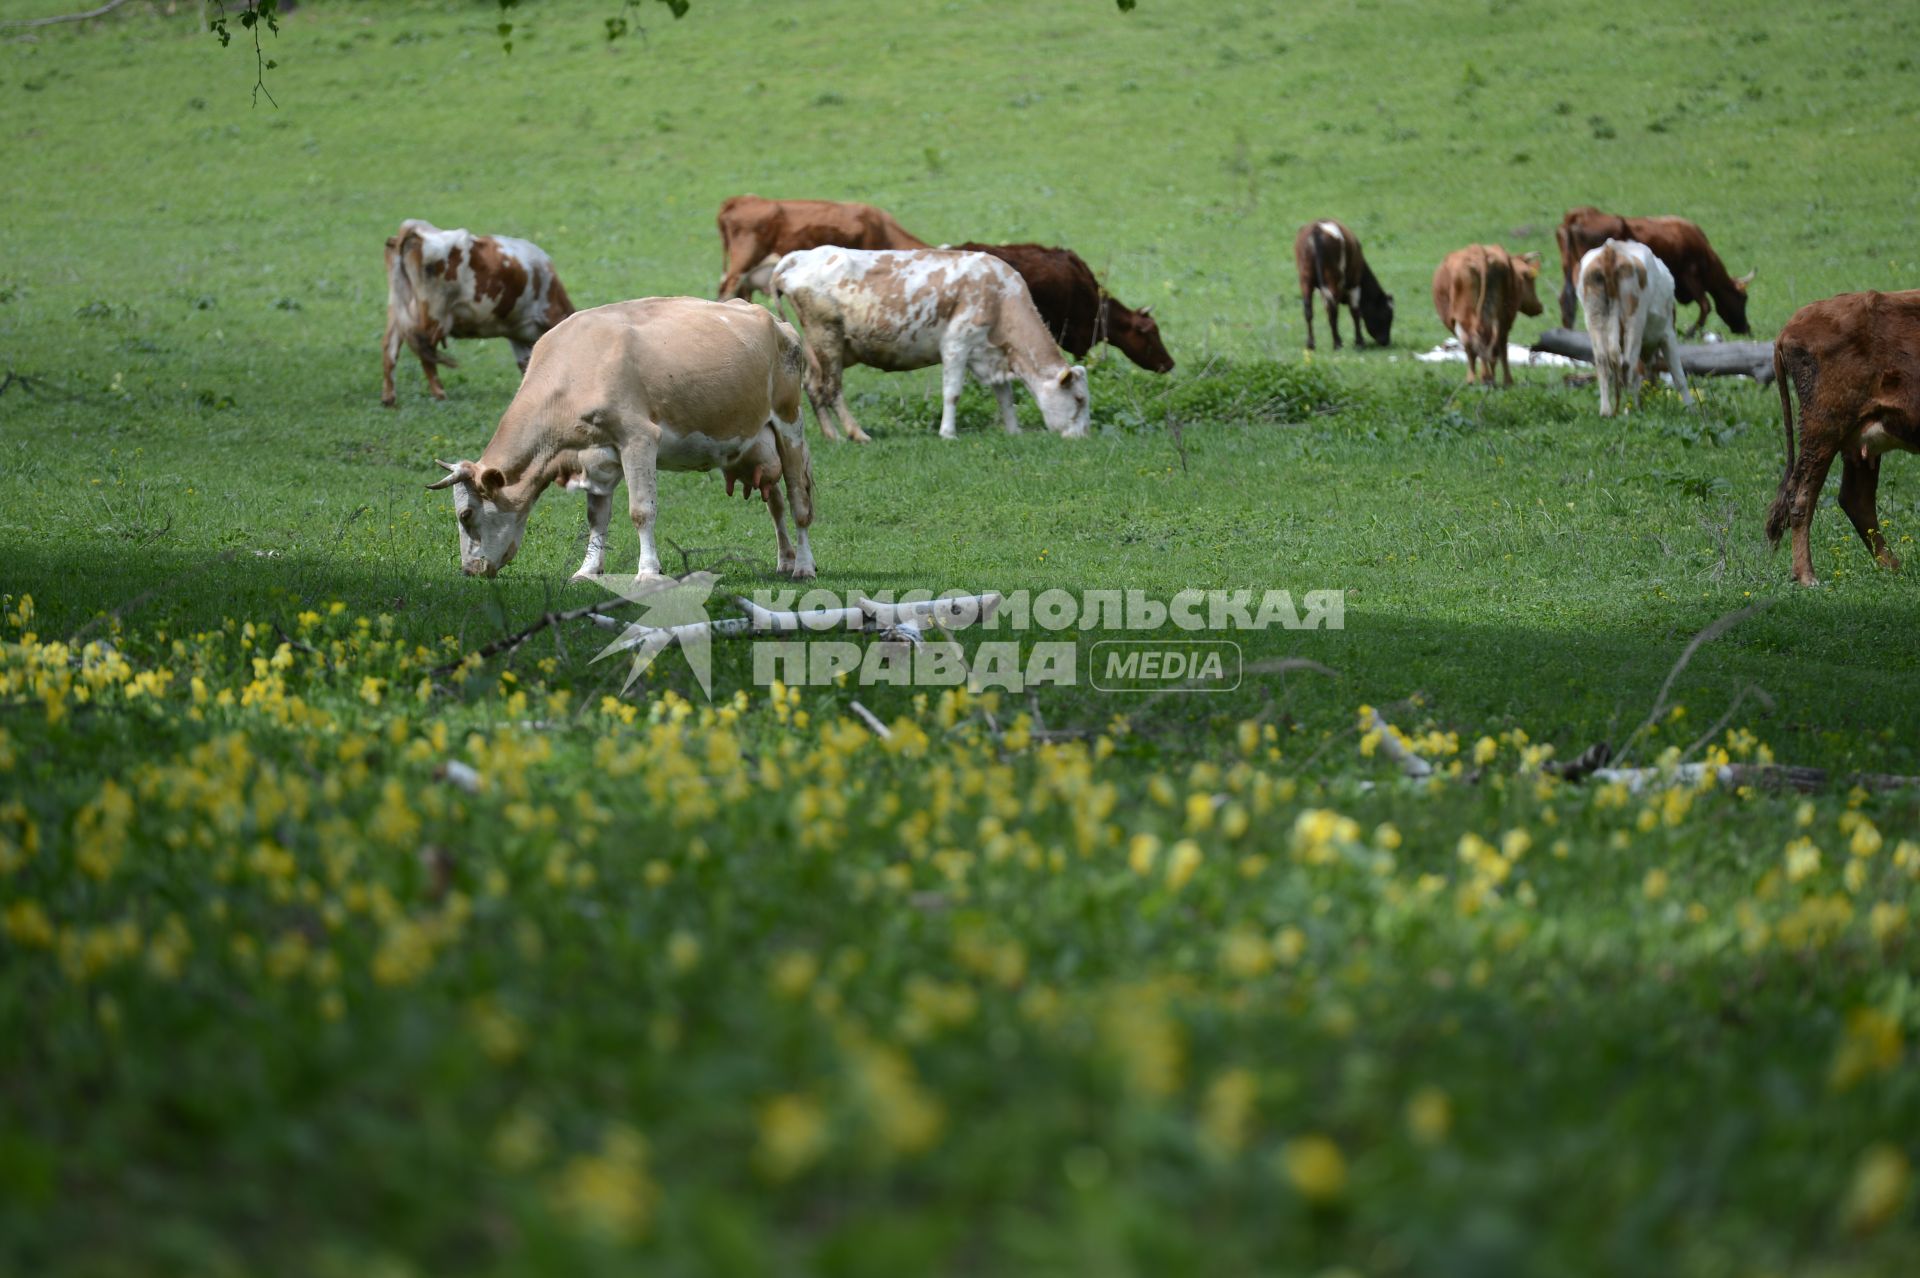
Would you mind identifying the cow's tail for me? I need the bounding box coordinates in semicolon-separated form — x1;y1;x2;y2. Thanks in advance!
389;231;457;369
1764;342;1796;549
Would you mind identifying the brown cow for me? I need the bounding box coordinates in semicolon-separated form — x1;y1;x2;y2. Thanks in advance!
1431;245;1544;386
948;242;1174;372
716;196;927;302
382;219;574;405
1293;220;1394;351
1764;290;1920;585
1554;206;1753;336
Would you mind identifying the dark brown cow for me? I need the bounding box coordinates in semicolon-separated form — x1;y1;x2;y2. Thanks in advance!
1293;220;1394;350
948;242;1174;373
1431;245;1544;387
1554;206;1753;336
716;196;928;301
1764;290;1920;585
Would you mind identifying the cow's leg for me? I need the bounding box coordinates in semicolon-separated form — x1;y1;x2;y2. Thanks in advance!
619;433;670;584
1348;303;1367;349
420;345;448;401
571;491;614;582
381;319;401;407
509;339;535;374
717;237;763;301
1786;438;1839;586
769;413;816;579
936;328;977;439
937;356;968;439
1301;291;1317;352
1323;292;1343;350
992;380;1021;435
1682;295;1711;340
1838;452;1899;572
1498;331;1515;387
761;476;798;575
1661;329;1694;407
800;340;845;442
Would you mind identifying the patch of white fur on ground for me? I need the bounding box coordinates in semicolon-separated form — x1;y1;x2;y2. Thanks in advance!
1414;339;1583;369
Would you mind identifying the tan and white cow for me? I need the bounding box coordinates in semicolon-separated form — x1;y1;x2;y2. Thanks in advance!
383;218;575;406
1577;238;1693;417
428;297;815;584
770;247;1090;443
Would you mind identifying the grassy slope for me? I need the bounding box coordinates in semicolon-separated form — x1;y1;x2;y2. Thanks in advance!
2;3;1920;1275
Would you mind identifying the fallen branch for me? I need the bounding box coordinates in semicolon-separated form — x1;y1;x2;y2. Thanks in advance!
1588;762;1920;795
1617;599;1773;766
0;0;134;29
847;700;892;741
1368;708;1434;779
598;591;1004;656
1531;328;1776;384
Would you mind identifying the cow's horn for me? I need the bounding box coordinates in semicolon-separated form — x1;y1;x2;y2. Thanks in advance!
1735;269;1756;289
425;458;467;491
1137;304;1154;317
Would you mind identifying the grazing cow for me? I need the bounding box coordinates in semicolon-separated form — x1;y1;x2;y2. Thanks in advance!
1430;245;1544;386
772;248;1091;443
1577;239;1693;417
427;297;815;583
1554;206;1753;336
382;219;574;406
947;242;1174;372
1292;220;1395;351
715;195;928;302
1764;290;1920;585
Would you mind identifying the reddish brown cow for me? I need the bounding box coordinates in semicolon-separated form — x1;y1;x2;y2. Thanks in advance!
716;196;928;301
1764;290;1920;585
1431;245;1544;387
948;242;1174;372
1293;220;1394;350
1554;206;1753;336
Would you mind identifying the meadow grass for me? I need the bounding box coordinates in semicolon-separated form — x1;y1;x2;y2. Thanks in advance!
2;2;1919;1274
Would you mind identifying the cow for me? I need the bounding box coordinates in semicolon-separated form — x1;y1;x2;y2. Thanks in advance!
1430;245;1544;386
946;242;1174;372
1292;220;1395;351
382;219;574;406
715;195;928;303
1577;239;1694;417
427;297;815;584
1554;206;1753;336
1764;290;1920;586
771;247;1091;444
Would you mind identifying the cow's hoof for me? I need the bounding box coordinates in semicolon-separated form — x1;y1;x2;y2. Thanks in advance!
632;571;676;591
381;397;397;409
848;429;873;444
787;565;817;581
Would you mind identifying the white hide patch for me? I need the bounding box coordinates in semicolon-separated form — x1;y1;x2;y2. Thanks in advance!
1418;339;1583;370
1319;221;1343;242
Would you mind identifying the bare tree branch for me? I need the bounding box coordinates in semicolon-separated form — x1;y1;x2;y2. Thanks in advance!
0;0;135;30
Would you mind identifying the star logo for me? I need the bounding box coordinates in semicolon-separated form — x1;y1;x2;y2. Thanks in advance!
583;571;721;698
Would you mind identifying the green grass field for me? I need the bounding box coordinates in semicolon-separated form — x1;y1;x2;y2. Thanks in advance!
3;2;1920;1274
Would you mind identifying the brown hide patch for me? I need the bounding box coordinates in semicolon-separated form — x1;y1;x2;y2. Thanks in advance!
470;238;528;317
443;245;464;278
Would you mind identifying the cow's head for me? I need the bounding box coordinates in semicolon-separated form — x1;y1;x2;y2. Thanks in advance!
1035;365;1092;438
1723;268;1755;335
1359;291;1395;347
1110;303;1176;373
427;459;527;577
1512;252;1546;318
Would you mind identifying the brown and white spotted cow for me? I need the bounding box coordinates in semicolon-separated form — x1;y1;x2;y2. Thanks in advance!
382;219;574;406
771;247;1090;443
1293;220;1395;350
1765;290;1920;585
1431;245;1544;387
428;297;815;583
1577;239;1692;417
715;196;928;303
1554;207;1753;336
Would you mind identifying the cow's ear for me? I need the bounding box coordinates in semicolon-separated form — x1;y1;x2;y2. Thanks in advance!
478;467;506;496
